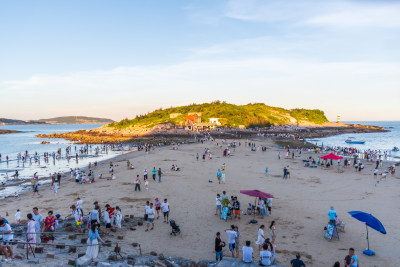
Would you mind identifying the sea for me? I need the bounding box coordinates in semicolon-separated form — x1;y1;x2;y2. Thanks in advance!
0;124;131;197
307;121;400;161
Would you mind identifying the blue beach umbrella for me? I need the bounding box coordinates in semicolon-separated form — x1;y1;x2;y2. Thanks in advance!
348;211;386;256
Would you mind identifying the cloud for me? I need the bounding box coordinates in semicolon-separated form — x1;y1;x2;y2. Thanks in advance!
225;0;400;28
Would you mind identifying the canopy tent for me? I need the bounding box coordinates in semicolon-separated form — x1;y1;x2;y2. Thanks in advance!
240;190;274;224
320;153;343;160
348;211;386;256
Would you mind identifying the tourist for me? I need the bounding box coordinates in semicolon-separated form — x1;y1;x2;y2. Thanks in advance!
0;219;14;262
286;166;291;178
155;198;161;219
135;175;141;191
344;248;358;267
65;205;83;232
215;194;222;215
158;168;162;183
233;197;240;219
267;198;273;216
269;221;276;244
161;198;170;223
76;223;105;264
77;197;83;211
328;206;337;225
215;232;225;261
32;207;43;241
15;209;21;225
103;207;111;235
42;211;56;243
52;182;58;195
225;225;237;258
145;178;149;192
333;262;340;267
152;167;157;181
283;167;287;179
105;204;114;226
25;213;36;249
115;206;122;230
234;226;240;258
256;225;266;251
144;169;148;180
290;253;306;267
89;206;100;228
196;153;199;161
242;240;254;263
146;203;155;231
221;170;226;184
259;243;272;266
217;169;222;184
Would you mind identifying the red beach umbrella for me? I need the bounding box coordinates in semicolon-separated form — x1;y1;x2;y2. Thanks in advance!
320;153;343;160
240;190;274;224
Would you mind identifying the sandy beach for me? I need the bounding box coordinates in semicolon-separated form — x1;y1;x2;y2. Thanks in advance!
1;138;399;266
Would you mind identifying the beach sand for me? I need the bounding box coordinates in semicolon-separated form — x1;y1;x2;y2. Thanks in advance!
1;138;399;266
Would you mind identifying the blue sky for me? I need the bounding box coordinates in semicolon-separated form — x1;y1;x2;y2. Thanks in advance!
1;0;399;121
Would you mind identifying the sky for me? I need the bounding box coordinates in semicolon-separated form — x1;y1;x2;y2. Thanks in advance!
0;0;399;122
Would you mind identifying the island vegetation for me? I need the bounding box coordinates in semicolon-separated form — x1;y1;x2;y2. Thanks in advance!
111;101;329;129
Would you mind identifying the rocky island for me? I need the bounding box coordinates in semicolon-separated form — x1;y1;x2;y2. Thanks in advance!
36;102;386;144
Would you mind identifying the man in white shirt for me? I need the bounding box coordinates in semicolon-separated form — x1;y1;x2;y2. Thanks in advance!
76;197;83;210
65;205;83;232
225;225;237;257
242;240;253;263
161;199;170;223
260;244;272;266
146;203;155;231
267;198;273;216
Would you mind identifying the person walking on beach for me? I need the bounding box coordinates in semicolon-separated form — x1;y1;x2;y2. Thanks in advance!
267;198;273;216
76;223;105;265
217;169;222;184
161;199;170;223
152;167;157;181
145;203;155;231
256;225;266;251
135;175;141;191
89;206;100;229
196;153;199;161
155;198;161;219
234;226;240;258
65;205;83;232
225;225;237;258
144;169;148;180
215;194;222;215
269;221;276;244
158;168;162;183
286;166;291;178
215;232;225;261
32;207;43;242
283;167;287;179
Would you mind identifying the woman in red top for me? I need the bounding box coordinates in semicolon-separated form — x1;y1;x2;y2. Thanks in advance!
42;211;56;243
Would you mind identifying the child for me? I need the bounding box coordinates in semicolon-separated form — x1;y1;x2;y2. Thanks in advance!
15;209;21;225
145;178;149;192
14;192;19;199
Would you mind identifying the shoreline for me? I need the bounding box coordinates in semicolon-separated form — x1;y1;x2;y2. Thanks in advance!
36;123;387;144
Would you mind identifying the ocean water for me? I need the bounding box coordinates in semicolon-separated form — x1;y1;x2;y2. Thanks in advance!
0;124;127;197
307;121;400;160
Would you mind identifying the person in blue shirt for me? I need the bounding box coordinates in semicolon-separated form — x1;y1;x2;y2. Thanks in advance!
217;169;222;184
328;206;337;225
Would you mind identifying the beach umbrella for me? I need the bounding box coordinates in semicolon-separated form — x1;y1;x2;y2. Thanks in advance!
240;190;274;224
320;153;343;160
348;211;386;256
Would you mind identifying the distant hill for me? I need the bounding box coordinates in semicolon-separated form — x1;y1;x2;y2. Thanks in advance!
110;101;329;129
0;118;46;125
38;116;114;124
1;116;114;125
